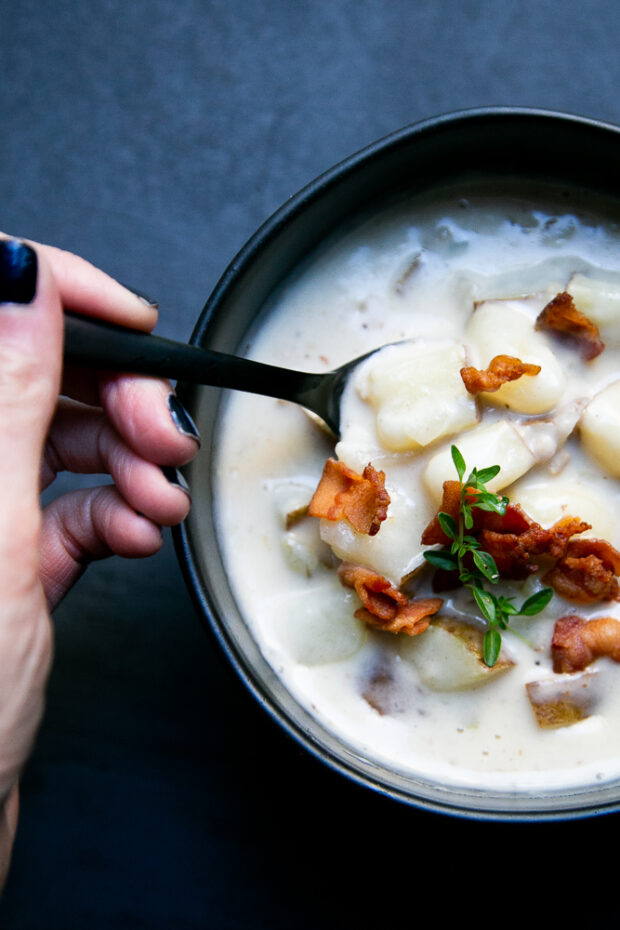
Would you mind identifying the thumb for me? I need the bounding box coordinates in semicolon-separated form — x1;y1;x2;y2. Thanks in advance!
0;239;62;567
0;240;61;793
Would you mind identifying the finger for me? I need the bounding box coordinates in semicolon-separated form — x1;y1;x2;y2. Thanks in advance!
40;487;163;610
99;375;201;466
43;398;191;525
0;232;158;331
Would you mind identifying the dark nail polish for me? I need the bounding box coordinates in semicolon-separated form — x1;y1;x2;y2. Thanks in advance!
168;393;200;443
161;465;191;497
0;240;37;305
121;282;159;309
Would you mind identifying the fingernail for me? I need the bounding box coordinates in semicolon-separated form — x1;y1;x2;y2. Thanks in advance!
0;240;38;305
121;282;159;310
168;393;200;444
161;466;191;498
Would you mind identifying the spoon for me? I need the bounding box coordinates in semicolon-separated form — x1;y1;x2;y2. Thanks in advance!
64;312;377;438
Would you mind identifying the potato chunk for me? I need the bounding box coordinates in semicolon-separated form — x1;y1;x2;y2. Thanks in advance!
358;341;478;452
580;381;620;477
466;300;565;413
319;482;433;584
422;420;537;503
568;272;620;343
275;585;367;666
526;671;600;728
399;617;514;691
509;476;613;542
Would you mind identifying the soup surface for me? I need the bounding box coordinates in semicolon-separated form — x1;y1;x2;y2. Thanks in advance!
213;185;620;793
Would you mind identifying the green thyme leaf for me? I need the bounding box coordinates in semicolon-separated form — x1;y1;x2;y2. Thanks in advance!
472;549;499;583
462;535;480;548
517;587;554;616
423;551;458;571
466;467;479;485
483;629;502;667
474;493;508;514
474;465;501;484
451;444;466;481
437;511;457;540
472;586;497;623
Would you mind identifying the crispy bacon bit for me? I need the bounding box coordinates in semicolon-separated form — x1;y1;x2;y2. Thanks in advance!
480;514;594;581
422;482;594;584
338;563;442;636
536;291;605;361
420;481;460;546
420;481;481;546
421;481;552;578
552;614;620;672
477;520;552;580
460;354;541;394
546;516;592;561
543;537;620;604
308;458;390;536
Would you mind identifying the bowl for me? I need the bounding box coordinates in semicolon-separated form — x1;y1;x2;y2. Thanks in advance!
175;107;620;820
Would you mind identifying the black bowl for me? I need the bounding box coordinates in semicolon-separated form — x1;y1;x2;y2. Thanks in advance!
175;107;620;820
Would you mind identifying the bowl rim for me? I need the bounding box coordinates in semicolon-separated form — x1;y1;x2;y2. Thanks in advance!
175;105;620;822
186;105;620;348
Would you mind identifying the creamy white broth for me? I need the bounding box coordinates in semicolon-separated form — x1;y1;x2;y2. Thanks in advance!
213;188;620;792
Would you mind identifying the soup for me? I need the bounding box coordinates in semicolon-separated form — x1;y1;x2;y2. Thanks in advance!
213;185;620;793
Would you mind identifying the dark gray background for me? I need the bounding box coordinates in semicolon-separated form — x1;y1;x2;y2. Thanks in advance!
1;1;619;927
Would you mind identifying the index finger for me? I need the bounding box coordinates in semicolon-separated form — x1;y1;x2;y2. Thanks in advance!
0;233;159;332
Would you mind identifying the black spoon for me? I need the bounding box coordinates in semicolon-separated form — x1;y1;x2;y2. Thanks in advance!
64;312;379;438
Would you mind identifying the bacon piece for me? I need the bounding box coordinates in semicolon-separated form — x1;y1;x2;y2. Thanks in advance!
477;521;552;580
420;481;485;546
356;602;444;636
308;458;390;536
338;563;442;636
479;513;592;581
460;354;541;394
421;481;550;577
552;613;620;672
422;482;592;582
536;291;605;361
546;516;592;561
543;538;620;604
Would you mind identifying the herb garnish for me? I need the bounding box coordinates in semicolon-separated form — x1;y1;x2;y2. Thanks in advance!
423;445;553;667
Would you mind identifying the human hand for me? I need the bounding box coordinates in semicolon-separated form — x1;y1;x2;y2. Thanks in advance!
0;236;200;886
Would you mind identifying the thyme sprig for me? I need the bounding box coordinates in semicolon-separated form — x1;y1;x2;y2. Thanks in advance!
423;445;553;667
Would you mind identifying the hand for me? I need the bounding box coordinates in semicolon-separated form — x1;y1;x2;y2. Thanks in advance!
0;235;200;887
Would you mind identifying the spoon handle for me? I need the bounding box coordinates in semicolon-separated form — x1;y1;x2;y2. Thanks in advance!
63;311;324;403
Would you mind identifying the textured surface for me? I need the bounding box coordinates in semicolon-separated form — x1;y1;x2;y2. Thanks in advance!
1;1;620;926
